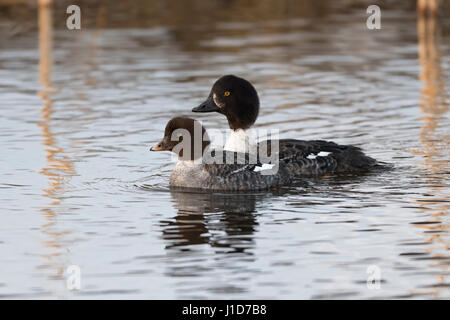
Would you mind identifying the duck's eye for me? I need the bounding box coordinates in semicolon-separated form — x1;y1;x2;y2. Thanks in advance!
224;91;230;97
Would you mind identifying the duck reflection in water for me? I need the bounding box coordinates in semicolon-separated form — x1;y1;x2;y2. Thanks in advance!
159;171;380;252
161;190;265;253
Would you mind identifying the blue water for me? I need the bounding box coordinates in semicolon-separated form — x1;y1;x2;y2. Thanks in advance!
0;1;449;299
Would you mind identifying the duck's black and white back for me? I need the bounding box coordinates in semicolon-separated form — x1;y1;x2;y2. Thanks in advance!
262;139;377;177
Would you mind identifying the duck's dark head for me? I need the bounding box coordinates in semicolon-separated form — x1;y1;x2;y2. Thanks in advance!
192;75;259;130
150;117;210;161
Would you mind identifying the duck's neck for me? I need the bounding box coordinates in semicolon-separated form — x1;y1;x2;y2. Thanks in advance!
224;129;257;153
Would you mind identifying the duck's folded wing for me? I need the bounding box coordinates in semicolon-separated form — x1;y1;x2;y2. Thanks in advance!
258;139;377;174
201;149;287;190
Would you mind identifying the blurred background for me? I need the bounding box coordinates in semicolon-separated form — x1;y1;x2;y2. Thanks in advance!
0;0;449;299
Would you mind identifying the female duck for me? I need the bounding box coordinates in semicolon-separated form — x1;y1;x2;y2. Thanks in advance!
192;75;378;176
150;117;292;191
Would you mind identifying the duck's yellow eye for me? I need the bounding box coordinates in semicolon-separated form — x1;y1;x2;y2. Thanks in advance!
224;91;230;97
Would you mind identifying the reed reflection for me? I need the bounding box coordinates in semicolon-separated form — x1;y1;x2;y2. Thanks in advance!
410;2;449;298
37;0;74;296
38;2;75;205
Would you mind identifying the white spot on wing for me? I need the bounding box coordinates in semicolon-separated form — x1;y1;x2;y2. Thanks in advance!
318;151;331;157
254;163;275;172
230;166;248;174
307;151;331;159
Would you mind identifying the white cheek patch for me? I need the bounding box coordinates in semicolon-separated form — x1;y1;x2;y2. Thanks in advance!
254;163;275;172
213;93;225;109
307;151;332;159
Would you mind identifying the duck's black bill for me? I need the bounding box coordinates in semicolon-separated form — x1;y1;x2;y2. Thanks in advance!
192;97;220;113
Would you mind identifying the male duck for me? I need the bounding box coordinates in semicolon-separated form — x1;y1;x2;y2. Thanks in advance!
192;75;378;176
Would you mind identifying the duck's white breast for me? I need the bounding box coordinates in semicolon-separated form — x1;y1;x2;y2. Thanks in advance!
224;129;257;153
170;160;209;188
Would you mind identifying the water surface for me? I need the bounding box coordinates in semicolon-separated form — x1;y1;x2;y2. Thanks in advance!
0;1;449;299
